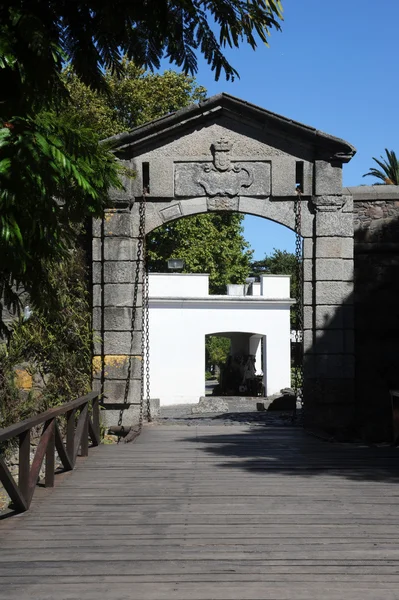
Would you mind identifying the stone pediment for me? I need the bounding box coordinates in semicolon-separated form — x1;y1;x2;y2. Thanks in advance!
108;93;355;162
105;93;356;201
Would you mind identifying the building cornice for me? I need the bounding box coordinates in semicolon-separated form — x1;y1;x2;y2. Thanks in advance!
150;297;295;306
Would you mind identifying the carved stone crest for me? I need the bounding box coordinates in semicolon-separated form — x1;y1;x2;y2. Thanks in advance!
195;139;253;197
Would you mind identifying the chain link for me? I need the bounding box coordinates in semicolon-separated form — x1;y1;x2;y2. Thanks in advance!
293;189;304;419
143;236;151;423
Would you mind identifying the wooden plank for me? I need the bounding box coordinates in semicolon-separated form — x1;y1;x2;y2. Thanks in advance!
2;423;399;599
74;404;88;461
45;419;55;488
66;409;76;467
0;456;27;512
0;582;399;600
54;421;73;471
18;429;30;503
80;408;89;458
27;420;55;506
91;397;100;445
88;417;100;447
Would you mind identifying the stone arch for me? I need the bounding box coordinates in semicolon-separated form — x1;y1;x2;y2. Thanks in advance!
93;93;356;432
144;195;298;236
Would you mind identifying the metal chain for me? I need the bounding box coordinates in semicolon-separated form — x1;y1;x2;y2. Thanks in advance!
143;234;151;423
293;189;304;419
117;196;146;440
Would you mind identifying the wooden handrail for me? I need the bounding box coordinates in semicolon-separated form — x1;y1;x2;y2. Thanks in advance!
0;392;98;443
0;392;100;513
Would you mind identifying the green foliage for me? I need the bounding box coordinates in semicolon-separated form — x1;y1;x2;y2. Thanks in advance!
147;213;253;293
251;248;297;327
62;61;207;139
363;149;399;185
1;1;283;102
0;112;122;332
0;347;36;435
291;366;302;390
0;247;92;431
63;61;253;294
250;248;297;297
0;0;283;328
206;336;231;368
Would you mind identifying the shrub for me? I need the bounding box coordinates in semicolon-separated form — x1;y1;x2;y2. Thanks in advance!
0;245;92;437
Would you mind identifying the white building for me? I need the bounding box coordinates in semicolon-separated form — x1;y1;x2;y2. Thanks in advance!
147;273;294;406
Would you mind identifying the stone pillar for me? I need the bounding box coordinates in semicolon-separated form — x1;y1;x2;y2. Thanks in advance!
92;203;144;429
249;335;262;375
303;194;355;430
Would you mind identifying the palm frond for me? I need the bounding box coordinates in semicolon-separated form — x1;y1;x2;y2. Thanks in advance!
363;148;399;185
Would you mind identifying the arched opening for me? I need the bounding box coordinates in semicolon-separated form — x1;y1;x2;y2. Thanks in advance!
145;211;298;409
205;331;265;398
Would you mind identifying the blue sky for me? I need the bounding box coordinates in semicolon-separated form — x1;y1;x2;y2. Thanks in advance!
163;0;399;259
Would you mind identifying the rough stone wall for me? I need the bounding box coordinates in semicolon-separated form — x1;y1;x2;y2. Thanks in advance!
351;186;399;441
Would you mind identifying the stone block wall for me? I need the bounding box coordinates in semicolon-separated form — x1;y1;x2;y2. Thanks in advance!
351;186;399;440
302;195;355;430
92;206;144;428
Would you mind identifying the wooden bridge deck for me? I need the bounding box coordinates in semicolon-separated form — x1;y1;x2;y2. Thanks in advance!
1;423;399;599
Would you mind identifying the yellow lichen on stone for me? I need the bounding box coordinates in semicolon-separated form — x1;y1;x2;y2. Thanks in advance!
92;355;133;376
92;356;102;375
104;355;129;367
104;210;116;222
15;369;33;390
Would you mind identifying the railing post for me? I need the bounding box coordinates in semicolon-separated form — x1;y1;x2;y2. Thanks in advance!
80;404;89;457
19;430;30;503
67;409;76;467
92;396;100;443
45;419;55;487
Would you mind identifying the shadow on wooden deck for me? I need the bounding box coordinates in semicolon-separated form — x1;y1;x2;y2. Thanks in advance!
179;425;399;483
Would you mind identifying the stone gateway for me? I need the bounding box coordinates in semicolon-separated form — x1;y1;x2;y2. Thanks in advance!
92;93;357;432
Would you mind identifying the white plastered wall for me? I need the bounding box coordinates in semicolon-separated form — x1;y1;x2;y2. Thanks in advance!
147;274;292;406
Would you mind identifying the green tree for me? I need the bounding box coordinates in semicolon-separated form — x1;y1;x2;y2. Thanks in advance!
0;113;122;332
205;336;231;371
147;214;253;294
1;245;92;430
250;248;297;296
62;61;207;139
363;149;399;185
1;0;282;327
63;63;252;292
1;1;283;108
250;249;297;327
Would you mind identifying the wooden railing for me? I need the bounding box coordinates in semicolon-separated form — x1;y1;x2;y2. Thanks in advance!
0;391;100;513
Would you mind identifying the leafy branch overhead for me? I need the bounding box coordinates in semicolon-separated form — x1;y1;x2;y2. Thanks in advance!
1;0;283;110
